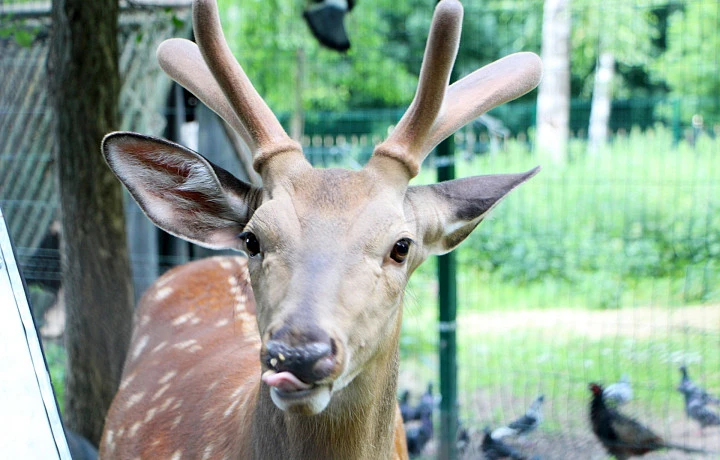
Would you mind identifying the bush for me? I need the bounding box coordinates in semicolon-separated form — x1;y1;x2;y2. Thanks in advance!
447;126;720;308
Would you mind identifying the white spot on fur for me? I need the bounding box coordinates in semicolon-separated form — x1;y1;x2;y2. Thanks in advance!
223;397;241;418
170;449;183;460
119;373;136;391
155;286;173;301
125;391;146;409
151;341;168;354
159;396;175;412
105;430;114;449
151;383;171;401
130;335;150;361
129;421;142;438
171;414;183;429
230;385;245;400
202;443;215;460
158;370;177;385
139;315;151;327
219;259;233;270
144;407;158;423
156;271;177;288
215;318;230;328
173;339;200;351
172;312;196;327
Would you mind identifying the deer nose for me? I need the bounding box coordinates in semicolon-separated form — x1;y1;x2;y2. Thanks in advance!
265;330;337;384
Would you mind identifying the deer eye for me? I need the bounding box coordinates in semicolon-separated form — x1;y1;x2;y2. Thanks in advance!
239;232;261;257
389;238;412;264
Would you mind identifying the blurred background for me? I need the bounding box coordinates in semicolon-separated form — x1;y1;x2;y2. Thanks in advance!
1;0;718;458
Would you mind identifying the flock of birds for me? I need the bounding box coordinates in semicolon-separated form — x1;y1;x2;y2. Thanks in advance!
400;366;720;459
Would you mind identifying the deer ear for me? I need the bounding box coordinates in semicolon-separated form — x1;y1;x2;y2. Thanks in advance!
102;132;261;250
407;167;539;255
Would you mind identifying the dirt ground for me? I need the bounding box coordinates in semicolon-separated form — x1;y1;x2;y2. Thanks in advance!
457;304;720;340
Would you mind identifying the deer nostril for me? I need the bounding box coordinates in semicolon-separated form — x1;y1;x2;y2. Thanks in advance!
266;339;336;384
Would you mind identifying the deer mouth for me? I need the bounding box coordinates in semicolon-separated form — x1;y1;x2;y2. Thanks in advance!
262;370;333;414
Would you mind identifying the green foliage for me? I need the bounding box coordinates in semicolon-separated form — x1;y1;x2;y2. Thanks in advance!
0;18;40;48
422;127;719;309
218;0;417;112
653;2;720;123
43;341;67;415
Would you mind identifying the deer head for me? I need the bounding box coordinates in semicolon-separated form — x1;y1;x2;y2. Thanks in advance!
102;0;541;417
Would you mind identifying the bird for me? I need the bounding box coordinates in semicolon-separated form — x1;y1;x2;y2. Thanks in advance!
481;426;526;460
677;367;720;431
302;0;355;52
678;365;720;405
399;389;418;423
405;411;433;457
416;382;436;419
400;383;436;457
491;395;544;440
589;382;710;459
603;374;633;407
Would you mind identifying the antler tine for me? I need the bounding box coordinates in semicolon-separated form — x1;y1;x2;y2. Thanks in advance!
157;38;252;143
422;52;543;155
370;0;463;180
192;0;305;176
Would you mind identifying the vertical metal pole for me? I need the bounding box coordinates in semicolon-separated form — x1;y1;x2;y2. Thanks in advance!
672;97;681;147
436;135;458;460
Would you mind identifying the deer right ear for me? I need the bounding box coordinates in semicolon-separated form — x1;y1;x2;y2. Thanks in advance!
102;132;261;250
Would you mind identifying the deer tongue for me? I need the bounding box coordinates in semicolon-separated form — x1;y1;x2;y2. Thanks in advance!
262;370;313;392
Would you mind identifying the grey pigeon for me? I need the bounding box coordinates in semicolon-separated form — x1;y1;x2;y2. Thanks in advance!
491;395;544;440
677;366;720;430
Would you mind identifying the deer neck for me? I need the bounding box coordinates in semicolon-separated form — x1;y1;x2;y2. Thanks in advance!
250;316;402;460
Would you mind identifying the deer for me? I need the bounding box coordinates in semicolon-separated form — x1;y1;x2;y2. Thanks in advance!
98;0;542;458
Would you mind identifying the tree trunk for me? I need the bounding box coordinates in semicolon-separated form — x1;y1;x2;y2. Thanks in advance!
48;0;134;445
536;0;571;163
588;52;615;155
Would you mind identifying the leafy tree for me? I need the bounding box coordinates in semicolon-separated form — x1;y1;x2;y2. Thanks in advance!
219;0;417;112
654;2;720;124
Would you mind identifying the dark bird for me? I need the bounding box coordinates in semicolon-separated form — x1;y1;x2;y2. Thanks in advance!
589;382;710;459
456;419;471;456
491;394;544;440
303;0;355;52
416;382;436;419
405;383;436;456
603;374;633;407
677;367;720;430
399;389;417;422
481;426;526;460
405;411;433;457
678;365;720;405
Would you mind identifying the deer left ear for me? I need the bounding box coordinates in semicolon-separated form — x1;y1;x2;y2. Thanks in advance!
407;167;540;255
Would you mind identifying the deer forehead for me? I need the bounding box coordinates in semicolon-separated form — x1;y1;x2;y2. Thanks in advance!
251;168;412;249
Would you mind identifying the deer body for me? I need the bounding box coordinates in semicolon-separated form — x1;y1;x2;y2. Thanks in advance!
99;0;542;457
101;256;407;458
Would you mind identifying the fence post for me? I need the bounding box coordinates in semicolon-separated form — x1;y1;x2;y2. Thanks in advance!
436;134;458;460
672;97;681;147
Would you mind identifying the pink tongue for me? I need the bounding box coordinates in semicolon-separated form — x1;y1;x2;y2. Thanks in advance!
263;371;312;392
